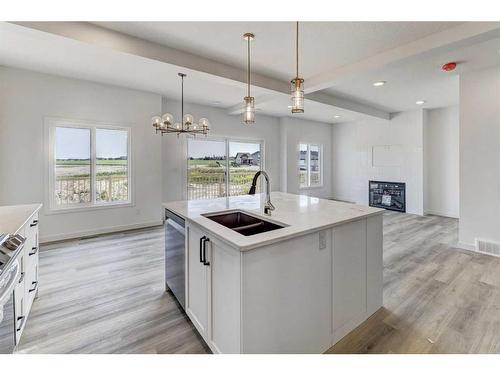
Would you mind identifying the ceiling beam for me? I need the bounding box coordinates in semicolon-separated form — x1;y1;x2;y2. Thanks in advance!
305;92;391;120
12;21;290;94
12;22;393;121
306;22;500;93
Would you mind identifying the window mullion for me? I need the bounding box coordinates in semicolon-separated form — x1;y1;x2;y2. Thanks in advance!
307;144;311;187
91;127;96;205
225;139;230;198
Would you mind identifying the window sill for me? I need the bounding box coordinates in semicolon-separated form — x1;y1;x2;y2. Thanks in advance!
45;201;134;215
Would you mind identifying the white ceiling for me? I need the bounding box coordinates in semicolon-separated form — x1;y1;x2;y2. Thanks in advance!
2;21;500;123
94;22;462;82
323;33;500;112
0;22;271;108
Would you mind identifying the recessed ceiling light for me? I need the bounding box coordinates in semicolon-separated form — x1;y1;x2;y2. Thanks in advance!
334;115;341;119
373;81;386;87
416;100;426;105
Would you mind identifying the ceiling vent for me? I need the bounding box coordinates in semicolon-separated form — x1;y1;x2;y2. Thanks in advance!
475;238;500;257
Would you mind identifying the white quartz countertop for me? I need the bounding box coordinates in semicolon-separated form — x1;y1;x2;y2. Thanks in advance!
163;192;383;251
0;204;42;235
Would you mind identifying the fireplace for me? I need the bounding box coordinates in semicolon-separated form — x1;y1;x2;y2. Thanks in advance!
369;181;406;213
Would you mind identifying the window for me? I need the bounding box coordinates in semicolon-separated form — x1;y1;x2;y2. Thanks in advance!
49;120;131;210
187;138;263;200
298;143;322;188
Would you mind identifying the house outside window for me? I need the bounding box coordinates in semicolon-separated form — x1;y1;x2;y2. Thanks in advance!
187;138;263;200
299;143;322;188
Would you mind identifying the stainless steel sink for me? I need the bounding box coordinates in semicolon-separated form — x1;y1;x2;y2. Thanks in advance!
202;210;286;236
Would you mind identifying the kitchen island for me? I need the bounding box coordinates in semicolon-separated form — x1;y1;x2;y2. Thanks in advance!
163;192;384;354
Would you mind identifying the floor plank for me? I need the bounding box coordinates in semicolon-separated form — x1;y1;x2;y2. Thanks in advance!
17;212;500;354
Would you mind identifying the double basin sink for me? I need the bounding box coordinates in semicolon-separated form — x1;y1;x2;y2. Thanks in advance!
202;210;286;236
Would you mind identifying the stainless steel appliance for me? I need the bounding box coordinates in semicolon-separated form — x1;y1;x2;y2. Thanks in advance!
0;234;26;353
0;255;20;353
165;209;186;309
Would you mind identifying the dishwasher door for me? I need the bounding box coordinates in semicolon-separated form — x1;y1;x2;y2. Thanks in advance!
165;210;186;309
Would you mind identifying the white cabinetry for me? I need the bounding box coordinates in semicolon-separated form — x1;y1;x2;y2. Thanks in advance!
185;214;383;354
13;211;39;345
186;224;241;353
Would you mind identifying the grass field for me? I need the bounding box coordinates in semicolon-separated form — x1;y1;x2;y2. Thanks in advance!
56;159;127;166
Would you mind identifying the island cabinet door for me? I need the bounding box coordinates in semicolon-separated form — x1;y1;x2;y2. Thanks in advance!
332;218;368;344
207;237;241;354
186;225;210;340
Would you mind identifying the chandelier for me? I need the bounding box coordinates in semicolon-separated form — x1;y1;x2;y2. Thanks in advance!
151;73;210;136
243;32;255;125
291;21;304;113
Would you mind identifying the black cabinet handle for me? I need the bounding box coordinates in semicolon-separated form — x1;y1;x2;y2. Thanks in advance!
199;236;206;263
16;316;25;332
18;272;25;284
30;220;38;227
203;238;210;266
29;281;38;293
29;247;38;256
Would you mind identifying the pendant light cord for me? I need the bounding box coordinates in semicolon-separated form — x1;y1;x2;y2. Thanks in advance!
181;75;184;121
296;21;299;78
247;37;251;97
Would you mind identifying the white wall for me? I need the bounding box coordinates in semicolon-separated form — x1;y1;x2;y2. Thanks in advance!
423;106;459;218
0;67;163;242
459;65;500;248
331;110;424;215
161;98;281;202
279;117;333;199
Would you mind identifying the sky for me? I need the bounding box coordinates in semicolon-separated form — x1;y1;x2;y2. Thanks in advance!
188;139;260;159
55;127;128;159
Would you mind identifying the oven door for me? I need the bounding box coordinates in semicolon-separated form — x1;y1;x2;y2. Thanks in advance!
0;260;19;354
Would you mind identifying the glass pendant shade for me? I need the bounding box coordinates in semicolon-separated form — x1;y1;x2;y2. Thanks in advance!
183;114;194;125
199;118;210;129
162;113;174;125
291;78;304;113
243;96;255;124
152;116;161;128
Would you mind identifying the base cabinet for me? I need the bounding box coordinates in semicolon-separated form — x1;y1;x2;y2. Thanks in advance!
186;224;241;353
185;215;383;354
13;211;40;347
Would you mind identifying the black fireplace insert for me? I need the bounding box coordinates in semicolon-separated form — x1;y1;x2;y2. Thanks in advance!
369;181;406;213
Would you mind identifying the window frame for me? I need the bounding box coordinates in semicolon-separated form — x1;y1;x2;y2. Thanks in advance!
46;118;133;213
185;135;265;200
298;142;323;189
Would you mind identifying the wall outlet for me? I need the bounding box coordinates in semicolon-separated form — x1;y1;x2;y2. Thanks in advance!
319;230;327;250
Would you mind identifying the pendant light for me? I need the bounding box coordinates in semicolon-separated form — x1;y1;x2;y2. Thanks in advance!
291;21;304;113
151;73;210;136
243;32;255;125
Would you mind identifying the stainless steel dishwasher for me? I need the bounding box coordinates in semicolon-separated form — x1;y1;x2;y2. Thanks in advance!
164;209;186;309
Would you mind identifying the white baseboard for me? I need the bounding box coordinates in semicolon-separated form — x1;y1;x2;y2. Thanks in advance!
40;220;163;244
457;241;476;252
424;209;459;219
456;241;500;258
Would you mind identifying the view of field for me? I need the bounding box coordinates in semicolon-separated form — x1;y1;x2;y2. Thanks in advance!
55;159;128;205
54;126;129;206
187;139;261;200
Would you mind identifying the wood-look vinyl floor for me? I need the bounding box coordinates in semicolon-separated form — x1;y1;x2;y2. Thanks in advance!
17;212;500;354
